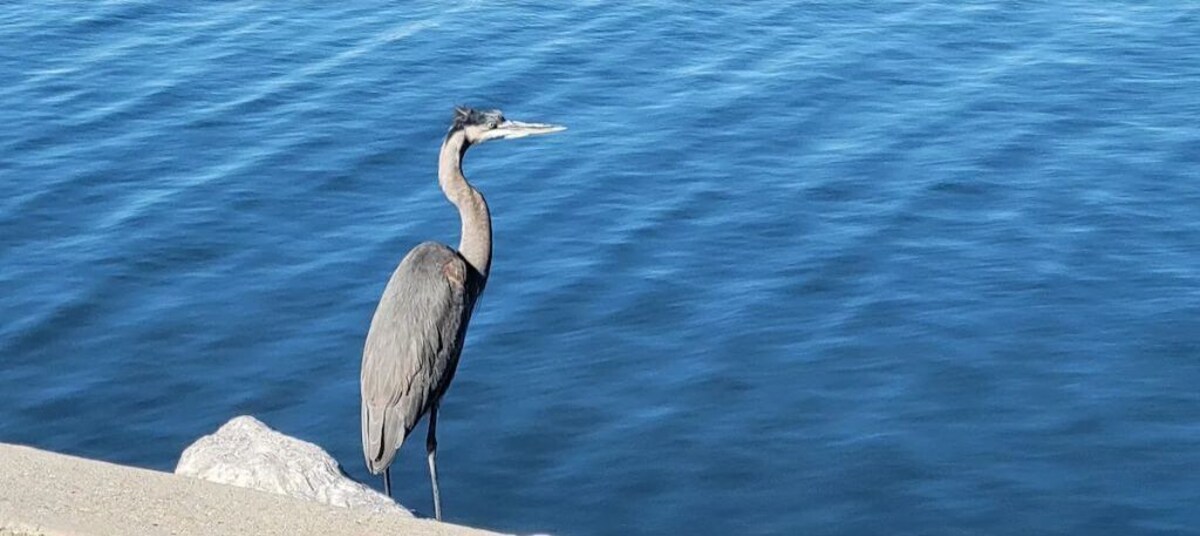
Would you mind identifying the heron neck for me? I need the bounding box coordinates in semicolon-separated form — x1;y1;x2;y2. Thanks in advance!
439;130;491;282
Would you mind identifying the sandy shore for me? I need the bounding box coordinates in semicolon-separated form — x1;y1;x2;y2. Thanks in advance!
0;443;502;536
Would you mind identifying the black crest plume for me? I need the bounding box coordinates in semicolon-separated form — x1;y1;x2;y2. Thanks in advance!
449;106;500;132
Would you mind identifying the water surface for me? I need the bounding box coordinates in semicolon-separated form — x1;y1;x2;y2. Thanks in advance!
2;2;1199;535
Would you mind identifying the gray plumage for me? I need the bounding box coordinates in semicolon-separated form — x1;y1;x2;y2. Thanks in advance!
361;242;471;472
360;107;564;521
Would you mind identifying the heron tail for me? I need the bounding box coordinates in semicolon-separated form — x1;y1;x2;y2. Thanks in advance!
362;402;404;474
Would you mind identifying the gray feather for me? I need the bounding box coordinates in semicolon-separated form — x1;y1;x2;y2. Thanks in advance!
360;241;472;474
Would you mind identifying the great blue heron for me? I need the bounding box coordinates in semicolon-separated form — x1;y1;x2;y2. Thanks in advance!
360;106;564;520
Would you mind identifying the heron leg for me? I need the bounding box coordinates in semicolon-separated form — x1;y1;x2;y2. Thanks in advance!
427;405;442;521
383;467;392;498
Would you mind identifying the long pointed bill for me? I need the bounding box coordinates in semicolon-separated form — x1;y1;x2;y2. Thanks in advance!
490;120;567;140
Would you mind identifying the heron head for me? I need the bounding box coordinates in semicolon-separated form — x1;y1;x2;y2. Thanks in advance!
450;106;566;145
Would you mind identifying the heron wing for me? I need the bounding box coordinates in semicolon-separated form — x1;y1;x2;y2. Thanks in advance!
360;241;470;473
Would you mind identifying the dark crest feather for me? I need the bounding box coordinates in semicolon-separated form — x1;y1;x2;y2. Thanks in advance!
449;106;502;132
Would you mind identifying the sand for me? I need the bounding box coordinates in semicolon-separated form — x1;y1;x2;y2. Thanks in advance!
0;443;502;536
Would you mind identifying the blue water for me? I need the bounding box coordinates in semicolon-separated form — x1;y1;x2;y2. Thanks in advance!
2;2;1199;534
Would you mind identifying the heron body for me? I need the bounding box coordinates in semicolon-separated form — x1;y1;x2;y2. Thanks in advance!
360;107;564;520
361;242;476;472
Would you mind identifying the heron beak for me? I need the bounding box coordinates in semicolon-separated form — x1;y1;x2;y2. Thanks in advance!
491;120;567;140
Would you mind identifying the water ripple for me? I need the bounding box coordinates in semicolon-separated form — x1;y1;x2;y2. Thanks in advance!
2;2;1199;535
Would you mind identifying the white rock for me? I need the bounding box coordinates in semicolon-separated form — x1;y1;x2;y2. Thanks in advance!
175;415;409;516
